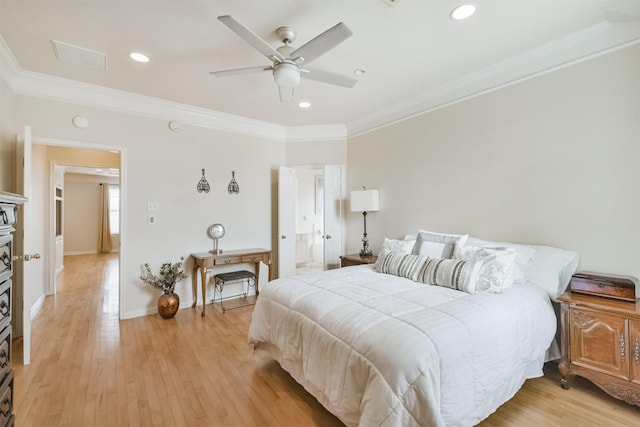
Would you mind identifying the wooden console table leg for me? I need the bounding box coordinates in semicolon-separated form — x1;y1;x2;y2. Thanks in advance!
191;263;198;308
201;267;208;316
254;261;260;295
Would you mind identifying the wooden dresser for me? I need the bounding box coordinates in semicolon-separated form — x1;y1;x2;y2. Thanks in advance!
558;291;640;407
0;193;24;426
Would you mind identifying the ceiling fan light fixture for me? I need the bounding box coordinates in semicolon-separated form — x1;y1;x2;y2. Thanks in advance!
450;4;477;20
273;62;300;87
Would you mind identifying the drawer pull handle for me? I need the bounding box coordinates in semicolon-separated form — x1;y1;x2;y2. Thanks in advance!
0;301;8;317
0;397;13;417
0;208;7;224
635;337;639;365
0;252;9;268
0;350;7;368
621;334;625;362
224;259;231;264
0;397;11;416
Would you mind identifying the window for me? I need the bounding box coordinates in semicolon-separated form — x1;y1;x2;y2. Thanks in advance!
109;185;120;235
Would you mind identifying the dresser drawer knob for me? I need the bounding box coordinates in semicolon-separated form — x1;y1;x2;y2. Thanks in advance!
0;253;9;268
0;301;8;317
0;350;7;369
0;397;11;416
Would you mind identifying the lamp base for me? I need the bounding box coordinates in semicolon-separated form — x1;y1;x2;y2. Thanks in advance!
359;249;373;257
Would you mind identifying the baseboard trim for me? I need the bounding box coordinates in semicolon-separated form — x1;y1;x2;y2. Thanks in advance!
31;294;46;319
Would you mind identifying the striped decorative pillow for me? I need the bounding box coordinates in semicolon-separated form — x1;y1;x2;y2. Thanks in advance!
376;249;427;282
415;257;483;294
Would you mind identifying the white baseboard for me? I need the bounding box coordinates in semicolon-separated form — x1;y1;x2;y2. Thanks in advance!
31;294;46;319
64;250;97;256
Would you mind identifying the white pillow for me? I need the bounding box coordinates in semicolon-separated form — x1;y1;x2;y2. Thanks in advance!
381;238;416;254
466;236;578;300
466;237;535;285
412;229;469;259
454;245;517;293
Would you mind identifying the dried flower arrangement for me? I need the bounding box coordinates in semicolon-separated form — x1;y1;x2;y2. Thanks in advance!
140;257;187;292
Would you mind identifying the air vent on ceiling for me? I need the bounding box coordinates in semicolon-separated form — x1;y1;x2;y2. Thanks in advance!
51;40;107;70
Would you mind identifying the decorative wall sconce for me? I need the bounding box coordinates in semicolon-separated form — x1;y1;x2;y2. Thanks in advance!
228;171;239;194
197;169;210;193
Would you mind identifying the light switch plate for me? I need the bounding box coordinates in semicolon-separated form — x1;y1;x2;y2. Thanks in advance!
147;202;159;212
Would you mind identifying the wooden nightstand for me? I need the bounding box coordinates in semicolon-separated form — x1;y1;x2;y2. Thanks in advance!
340;254;378;268
557;291;640;407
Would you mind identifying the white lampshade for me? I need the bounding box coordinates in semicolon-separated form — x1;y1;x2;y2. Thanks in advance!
350;189;379;212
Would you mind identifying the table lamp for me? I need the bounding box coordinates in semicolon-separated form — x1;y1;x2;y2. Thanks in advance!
350;188;379;257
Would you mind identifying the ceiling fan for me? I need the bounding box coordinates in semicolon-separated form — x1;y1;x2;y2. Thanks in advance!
210;15;357;102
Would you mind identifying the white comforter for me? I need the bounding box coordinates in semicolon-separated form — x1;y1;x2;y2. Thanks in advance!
248;265;557;427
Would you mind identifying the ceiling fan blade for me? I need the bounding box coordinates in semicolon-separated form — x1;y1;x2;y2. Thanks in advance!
277;85;295;103
209;66;272;77
301;68;357;88
290;22;352;65
218;15;285;63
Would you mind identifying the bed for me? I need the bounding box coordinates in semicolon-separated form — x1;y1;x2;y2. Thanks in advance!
248;233;579;426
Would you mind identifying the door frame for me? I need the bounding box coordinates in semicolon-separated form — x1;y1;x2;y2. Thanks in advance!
278;164;345;277
33;136;126;315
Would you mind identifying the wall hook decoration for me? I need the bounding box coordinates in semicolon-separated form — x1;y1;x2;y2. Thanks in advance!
197;168;210;193
228;171;240;194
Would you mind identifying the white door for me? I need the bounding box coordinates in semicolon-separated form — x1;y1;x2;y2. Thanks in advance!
278;166;296;278
323;165;343;270
14;125;37;365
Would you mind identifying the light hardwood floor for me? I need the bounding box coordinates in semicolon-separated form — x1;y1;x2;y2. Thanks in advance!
12;254;640;426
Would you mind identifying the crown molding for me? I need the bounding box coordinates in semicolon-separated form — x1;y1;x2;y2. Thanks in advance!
10;69;289;141
2;19;638;141
347;21;640;137
0;36;20;88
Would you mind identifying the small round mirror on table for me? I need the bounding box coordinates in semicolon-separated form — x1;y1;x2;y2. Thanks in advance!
207;223;226;254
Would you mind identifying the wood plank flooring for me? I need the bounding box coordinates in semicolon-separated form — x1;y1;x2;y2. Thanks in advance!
12;254;640;426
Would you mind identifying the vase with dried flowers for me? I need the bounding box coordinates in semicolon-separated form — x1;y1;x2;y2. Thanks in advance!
140;257;187;319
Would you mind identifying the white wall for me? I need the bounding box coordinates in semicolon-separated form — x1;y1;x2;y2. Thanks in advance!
0;79;13;191
63;173;119;255
347;45;640;279
286;139;346;166
12;95;285;318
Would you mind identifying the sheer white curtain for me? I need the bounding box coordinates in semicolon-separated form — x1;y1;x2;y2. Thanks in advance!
98;183;112;253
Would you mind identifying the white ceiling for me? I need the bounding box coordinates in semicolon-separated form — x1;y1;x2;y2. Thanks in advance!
1;1;639;133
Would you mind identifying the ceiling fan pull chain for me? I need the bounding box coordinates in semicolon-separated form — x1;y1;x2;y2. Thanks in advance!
197;168;210;193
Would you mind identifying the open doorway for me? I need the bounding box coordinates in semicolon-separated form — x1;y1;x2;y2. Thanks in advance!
295;168;324;275
14;138;124;365
278;164;344;279
52;165;120;295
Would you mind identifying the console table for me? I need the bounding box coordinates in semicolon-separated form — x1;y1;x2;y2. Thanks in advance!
191;248;272;316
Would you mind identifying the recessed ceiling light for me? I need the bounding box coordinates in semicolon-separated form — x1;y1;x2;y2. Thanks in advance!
354;68;366;76
129;52;150;63
298;101;311;108
450;4;477;20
